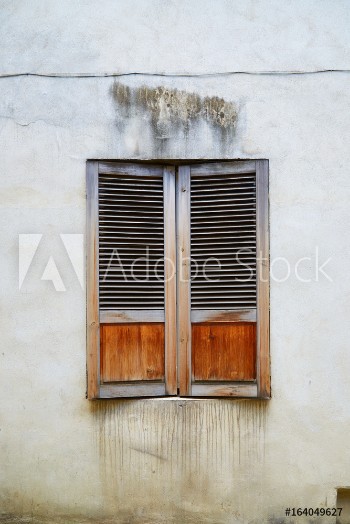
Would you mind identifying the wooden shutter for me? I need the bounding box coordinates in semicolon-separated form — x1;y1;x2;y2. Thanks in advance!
87;160;269;400
177;161;270;398
87;162;176;398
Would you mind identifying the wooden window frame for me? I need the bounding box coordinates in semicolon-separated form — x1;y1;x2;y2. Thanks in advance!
86;160;270;399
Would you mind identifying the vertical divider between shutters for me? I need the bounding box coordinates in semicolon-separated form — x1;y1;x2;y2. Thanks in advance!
164;166;177;395
177;166;192;396
86;161;100;399
256;160;270;398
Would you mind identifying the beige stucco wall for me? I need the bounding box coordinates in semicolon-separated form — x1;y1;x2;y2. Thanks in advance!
1;1;350;523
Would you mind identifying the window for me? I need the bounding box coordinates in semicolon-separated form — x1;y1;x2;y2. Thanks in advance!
86;160;270;399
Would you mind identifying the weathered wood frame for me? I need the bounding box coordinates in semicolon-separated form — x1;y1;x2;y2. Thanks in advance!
176;160;270;398
86;161;100;399
256;159;270;398
177;166;192;396
86;161;177;399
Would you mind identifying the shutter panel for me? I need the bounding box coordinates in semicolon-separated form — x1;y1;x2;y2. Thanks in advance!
177;161;270;398
87;162;176;398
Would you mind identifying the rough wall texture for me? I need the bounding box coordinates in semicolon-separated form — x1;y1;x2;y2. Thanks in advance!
1;1;350;523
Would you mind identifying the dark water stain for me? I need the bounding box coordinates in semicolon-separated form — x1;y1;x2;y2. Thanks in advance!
267;518;288;524
0;512;229;524
90;399;268;517
110;82;237;143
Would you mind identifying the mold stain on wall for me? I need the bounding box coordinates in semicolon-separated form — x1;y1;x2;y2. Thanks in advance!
110;82;237;156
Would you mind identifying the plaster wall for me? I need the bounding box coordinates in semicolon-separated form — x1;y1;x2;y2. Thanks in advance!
1;1;350;523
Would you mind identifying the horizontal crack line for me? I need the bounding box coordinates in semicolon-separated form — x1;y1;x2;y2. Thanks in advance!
0;69;349;79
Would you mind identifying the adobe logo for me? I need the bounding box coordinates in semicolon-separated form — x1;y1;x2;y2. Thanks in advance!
19;234;84;291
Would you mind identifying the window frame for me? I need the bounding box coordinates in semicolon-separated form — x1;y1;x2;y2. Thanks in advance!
86;160;270;400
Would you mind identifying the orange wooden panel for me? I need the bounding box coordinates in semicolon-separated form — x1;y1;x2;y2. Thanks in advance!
192;322;256;382
100;323;165;382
